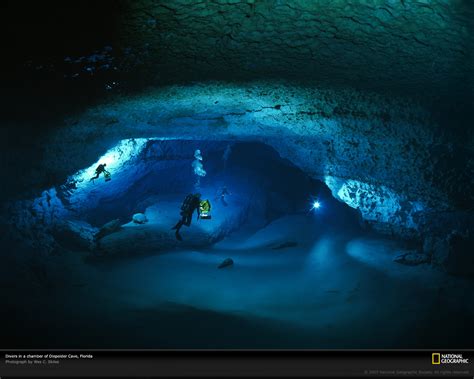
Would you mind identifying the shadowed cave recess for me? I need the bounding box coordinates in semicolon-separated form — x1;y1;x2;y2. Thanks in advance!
0;0;473;349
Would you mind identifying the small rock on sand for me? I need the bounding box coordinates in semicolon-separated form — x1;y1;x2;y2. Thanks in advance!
132;213;148;224
218;258;234;269
394;251;430;266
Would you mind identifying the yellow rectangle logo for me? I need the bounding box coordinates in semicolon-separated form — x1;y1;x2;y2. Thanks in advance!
432;353;441;365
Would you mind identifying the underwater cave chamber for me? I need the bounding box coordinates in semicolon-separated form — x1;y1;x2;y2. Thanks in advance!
47;138;362;257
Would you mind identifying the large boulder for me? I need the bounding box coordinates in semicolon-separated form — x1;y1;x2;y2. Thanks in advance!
53;219;98;251
94;219;122;241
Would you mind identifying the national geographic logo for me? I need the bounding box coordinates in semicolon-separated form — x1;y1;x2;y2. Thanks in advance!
432;353;470;365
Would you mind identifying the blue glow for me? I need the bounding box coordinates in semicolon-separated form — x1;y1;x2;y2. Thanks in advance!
71;138;151;187
312;201;321;210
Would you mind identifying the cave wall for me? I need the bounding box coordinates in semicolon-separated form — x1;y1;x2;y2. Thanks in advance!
119;0;473;101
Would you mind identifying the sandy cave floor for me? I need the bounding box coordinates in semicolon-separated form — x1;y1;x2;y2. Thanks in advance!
3;207;474;349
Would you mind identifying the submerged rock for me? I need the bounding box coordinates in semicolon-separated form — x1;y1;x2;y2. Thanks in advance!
218;258;234;269
132;213;148;224
53;220;98;251
94;219;122;240
394;251;430;266
272;241;298;250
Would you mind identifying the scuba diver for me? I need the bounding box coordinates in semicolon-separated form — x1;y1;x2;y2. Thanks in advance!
216;186;231;206
172;193;202;241
90;163;111;182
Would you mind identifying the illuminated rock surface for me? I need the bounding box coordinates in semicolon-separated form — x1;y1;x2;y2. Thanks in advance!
120;0;472;99
26;82;470;243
